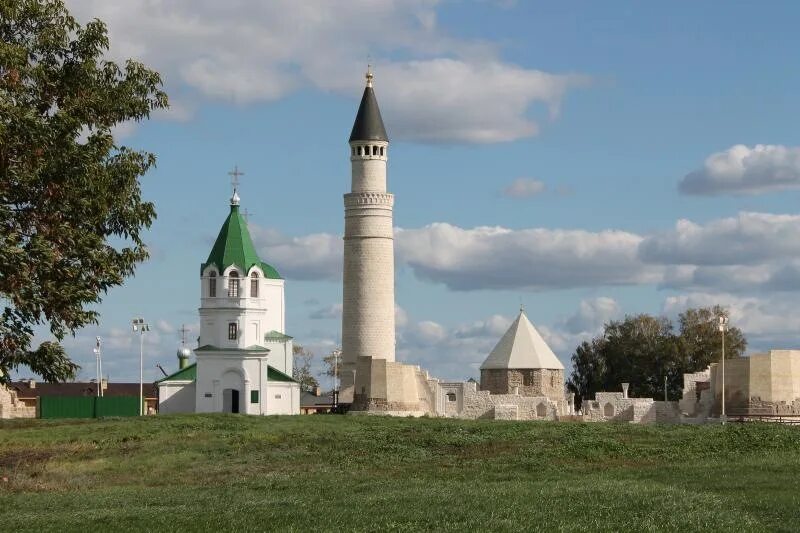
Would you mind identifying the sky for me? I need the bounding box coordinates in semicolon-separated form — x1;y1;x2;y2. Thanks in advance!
21;0;800;385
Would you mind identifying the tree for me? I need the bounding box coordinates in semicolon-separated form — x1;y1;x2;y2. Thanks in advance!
321;347;342;378
566;338;606;409
567;306;746;408
677;306;746;369
292;345;319;391
0;0;167;382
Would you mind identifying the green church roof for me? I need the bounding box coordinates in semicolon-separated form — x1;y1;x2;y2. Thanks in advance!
267;366;297;383
156;362;197;383
201;202;281;279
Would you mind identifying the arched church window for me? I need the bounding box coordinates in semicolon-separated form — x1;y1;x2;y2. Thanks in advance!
250;272;259;298
228;322;238;340
209;271;217;297
228;271;240;298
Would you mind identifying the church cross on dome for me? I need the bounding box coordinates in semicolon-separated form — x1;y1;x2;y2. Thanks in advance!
227;165;244;205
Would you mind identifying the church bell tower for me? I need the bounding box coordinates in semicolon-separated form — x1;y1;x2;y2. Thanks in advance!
340;68;395;401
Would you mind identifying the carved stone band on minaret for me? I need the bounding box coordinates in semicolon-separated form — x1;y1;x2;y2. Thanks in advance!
343;192;394;208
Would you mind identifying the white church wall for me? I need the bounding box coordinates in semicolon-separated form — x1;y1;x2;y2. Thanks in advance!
158;381;196;414
261;279;285;334
265;382;299;415
266;339;293;376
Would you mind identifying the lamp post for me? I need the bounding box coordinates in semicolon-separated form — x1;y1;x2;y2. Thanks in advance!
332;347;341;411
93;337;103;397
718;315;729;424
132;318;150;415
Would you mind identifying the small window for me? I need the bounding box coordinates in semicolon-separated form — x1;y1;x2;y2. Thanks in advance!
373;145;379;155
380;147;384;156
209;271;217;297
250;272;259;298
228;322;238;340
357;146;362;156
250;390;259;404
274;394;282;399
446;393;456;402
351;146;355;156
228;271;239;297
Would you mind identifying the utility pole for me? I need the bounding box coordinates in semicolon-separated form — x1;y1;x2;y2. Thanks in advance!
718;315;729;424
93;336;103;397
132;318;151;415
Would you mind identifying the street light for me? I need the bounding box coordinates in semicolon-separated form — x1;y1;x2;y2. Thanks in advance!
331;347;341;411
718;314;729;424
93;337;103;397
132;318;150;416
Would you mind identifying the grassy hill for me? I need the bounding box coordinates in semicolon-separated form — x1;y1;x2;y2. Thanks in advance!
1;415;799;532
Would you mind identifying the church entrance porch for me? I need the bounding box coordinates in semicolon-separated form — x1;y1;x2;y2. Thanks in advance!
223;388;241;413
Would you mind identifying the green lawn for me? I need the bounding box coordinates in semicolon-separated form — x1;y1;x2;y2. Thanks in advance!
1;415;799;532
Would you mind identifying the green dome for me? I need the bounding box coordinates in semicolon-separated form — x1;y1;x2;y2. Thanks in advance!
201;203;281;279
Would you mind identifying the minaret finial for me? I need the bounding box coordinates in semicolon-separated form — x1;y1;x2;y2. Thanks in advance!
365;64;374;88
228;165;244;206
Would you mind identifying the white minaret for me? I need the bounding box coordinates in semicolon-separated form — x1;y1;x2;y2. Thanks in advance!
340;68;395;401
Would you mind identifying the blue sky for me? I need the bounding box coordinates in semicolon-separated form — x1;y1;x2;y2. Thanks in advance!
24;1;800;384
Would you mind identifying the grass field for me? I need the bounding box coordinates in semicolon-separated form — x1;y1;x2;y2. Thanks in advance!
1;415;799;532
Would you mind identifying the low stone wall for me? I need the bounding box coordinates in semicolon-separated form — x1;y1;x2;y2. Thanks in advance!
458;386;562;421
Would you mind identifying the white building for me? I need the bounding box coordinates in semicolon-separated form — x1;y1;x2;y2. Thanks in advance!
157;190;300;415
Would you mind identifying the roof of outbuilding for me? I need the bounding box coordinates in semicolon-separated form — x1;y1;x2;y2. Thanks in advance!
349;83;388;142
201;202;281;279
480;309;564;371
156;363;197;383
11;381;158;398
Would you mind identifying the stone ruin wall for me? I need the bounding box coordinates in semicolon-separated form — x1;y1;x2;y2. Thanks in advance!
480;368;564;403
581;392;680;424
0;384;36;419
457;381;563;421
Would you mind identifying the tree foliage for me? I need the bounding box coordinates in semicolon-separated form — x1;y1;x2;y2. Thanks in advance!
321;348;341;379
567;307;746;408
292;344;319;391
0;0;167;382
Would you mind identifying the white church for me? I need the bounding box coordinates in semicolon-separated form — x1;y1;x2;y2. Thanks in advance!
157;189;300;415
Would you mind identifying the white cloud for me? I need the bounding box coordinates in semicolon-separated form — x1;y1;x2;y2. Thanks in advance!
66;0;588;143
309;304;343;320
396;223;659;290
502;178;546;198
639;212;800;266
249;225;342;281
679;144;800;195
662;292;800;349
563;297;621;334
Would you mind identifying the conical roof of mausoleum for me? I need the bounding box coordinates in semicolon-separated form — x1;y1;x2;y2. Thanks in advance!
201;201;281;279
480;309;564;370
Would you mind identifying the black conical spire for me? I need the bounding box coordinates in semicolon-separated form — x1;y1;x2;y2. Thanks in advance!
349;68;388;142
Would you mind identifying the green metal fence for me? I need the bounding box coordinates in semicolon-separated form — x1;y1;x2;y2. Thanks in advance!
39;396;141;419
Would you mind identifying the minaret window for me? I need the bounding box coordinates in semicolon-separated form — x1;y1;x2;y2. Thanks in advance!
357;146;362;156
228;322;238;340
250;272;259;298
373;146;378;155
228;271;240;297
209;271;217;297
380;147;384;156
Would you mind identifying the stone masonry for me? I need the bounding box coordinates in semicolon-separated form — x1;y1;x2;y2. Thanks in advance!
0;383;36;419
480;368;564;403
